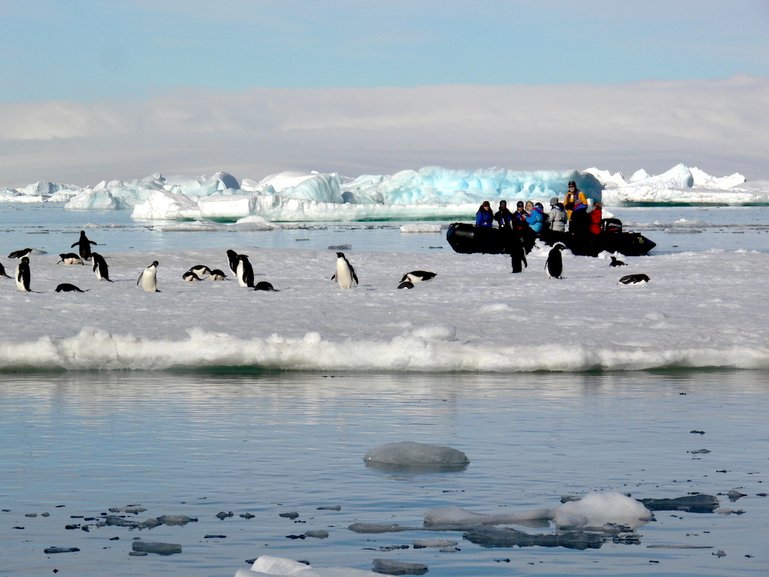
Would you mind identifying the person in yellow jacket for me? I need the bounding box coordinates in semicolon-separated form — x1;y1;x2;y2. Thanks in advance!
563;180;586;220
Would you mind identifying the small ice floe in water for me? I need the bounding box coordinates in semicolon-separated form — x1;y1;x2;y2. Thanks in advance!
423;505;552;530
638;494;719;513
372;558;428;575
234;554;380;576
553;492;652;530
130;541;181;555
363;441;469;472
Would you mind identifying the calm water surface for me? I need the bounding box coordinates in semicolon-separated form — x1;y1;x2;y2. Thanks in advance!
1;370;767;576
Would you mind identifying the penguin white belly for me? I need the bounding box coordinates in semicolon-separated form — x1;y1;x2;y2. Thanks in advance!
236;261;248;287
336;260;355;289
139;267;158;292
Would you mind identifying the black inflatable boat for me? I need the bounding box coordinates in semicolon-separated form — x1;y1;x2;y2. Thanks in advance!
446;218;656;257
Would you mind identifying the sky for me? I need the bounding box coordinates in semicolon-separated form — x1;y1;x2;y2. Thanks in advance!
1;0;768;187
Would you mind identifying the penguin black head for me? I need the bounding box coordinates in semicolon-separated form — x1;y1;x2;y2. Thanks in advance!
254;281;277;291
151;260;159;267
336;252;345;258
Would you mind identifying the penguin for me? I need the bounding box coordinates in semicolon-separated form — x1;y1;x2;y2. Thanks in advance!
236;254;254;288
182;270;202;282
8;248;33;259
187;265;211;279
619;273;650;285
545;243;565;279
254;281;278;291
15;256;31;292
71;230;97;260
91;252;113;282
397;280;415;289
57;252;84;265
331;252;358;289
0;261;11;278
55;283;87;293
510;237;528;274
226;249;240;275
210;268;227;281
610;256;627;267
137;260;159;292
400;270;437;284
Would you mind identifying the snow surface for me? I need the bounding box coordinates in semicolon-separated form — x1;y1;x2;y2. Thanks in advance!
2;164;768;222
0;239;767;372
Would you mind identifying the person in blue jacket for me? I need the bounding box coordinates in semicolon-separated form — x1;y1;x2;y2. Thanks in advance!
526;202;547;236
475;201;494;227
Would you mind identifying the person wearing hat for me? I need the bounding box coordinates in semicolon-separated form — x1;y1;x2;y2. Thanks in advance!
512;200;536;252
563;181;586;220
475;200;494;227
493;200;514;229
545;197;568;244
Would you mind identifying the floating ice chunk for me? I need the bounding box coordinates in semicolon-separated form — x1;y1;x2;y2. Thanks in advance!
553;491;652;530
232;215;281;230
234;553;379;576
423;505;552;529
399;223;442;233
198;195;254;219
131;189;201;220
65;187;125;210
363;441;469;471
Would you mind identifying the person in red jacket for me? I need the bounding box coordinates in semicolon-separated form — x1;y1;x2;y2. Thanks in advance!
589;201;603;235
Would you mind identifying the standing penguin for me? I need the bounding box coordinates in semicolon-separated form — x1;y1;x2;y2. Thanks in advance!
137;260;159;292
545;243;565;279
71;230;97;260
15;256;31;292
0;261;11;278
226;249;240;275
236;254;254;288
91;252;113;282
510;237;528;274
332;252;358;289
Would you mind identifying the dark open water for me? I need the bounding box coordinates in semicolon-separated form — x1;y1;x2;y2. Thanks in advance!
1;370;767;577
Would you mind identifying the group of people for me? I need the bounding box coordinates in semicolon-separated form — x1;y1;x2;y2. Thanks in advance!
475;180;604;250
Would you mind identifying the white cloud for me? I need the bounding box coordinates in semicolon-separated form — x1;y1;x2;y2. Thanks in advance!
1;76;767;186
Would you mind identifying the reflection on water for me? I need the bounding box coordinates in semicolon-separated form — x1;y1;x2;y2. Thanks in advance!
1;370;767;576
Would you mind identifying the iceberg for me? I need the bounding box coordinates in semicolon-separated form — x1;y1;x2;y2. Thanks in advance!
4;163;767;220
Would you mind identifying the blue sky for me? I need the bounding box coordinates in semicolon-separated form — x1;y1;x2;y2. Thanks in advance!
1;0;768;185
3;0;767;101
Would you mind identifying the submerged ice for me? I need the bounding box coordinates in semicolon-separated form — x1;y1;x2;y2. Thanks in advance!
363;441;469;471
